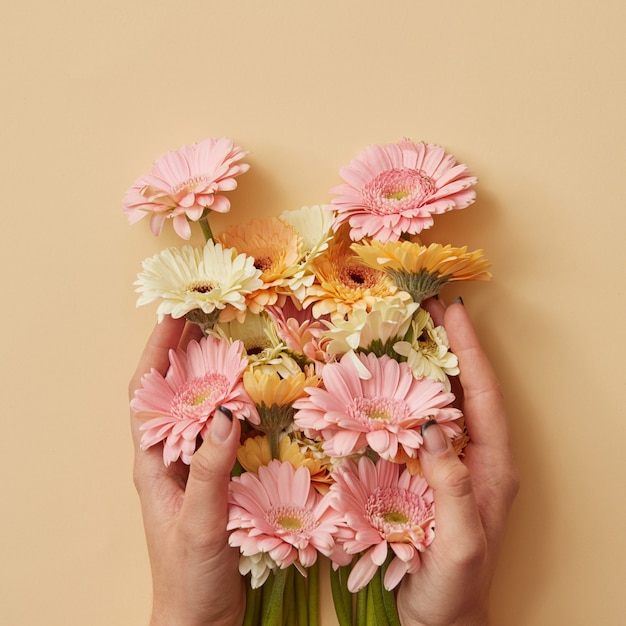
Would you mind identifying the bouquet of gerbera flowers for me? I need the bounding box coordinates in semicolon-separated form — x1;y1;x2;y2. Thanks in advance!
125;137;491;625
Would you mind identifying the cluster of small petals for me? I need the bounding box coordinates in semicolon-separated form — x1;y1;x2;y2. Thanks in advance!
319;298;420;377
328;456;435;591
279;205;337;300
211;313;302;378
134;241;263;323
265;300;328;365
227;460;345;571
123;138;249;239
394;308;459;390
330;140;477;242
293;352;462;461
130;335;258;465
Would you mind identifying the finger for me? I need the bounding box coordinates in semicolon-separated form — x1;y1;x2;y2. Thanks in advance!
419;421;486;559
179;320;204;350
129;316;186;455
129;316;187;399
443;303;510;450
180;408;241;547
421;296;447;326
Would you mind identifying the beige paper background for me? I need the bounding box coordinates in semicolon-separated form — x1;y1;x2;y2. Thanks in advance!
2;1;625;624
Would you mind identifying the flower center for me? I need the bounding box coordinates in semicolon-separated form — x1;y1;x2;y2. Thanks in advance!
350;397;408;427
171;373;229;420
253;256;273;272
186;280;216;294
366;487;434;543
266;505;318;541
170;175;209;196
364;168;437;214
338;264;378;289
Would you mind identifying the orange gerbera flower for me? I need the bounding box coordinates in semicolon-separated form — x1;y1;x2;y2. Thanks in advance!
302;228;404;318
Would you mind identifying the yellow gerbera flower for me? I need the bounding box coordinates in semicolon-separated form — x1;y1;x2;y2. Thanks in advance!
242;369;319;454
351;239;492;303
243;369;318;408
237;434;334;494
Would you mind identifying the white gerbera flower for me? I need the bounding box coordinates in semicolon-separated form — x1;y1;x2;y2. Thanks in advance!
320;297;419;378
279;205;336;301
134;241;263;322
393;308;459;389
238;552;277;589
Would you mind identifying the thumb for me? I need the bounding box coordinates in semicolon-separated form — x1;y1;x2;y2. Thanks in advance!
419;421;486;556
180;407;241;541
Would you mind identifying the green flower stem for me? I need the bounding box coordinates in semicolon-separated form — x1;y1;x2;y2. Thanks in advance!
365;585;375;626
307;560;319;626
295;568;309;626
263;567;288;625
339;565;353;623
330;565;352;626
356;586;368;625
261;574;274;623
369;570;389;626
268;430;281;460
282;567;295;626
380;558;401;626
242;584;260;626
198;216;214;242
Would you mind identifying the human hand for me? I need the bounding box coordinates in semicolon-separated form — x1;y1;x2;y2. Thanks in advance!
129;316;246;626
396;300;520;626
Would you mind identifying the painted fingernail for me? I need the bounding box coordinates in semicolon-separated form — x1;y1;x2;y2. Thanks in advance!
452;296;464;305
217;405;233;420
211;409;232;443
421;419;448;453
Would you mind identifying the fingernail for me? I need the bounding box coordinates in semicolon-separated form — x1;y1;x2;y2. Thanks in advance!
211;409;232;443
217;405;233;420
452;296;464;305
421;419;448;453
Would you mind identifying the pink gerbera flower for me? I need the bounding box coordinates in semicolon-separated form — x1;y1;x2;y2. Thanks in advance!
293;352;461;461
330;140;477;242
329;456;435;592
227;460;348;580
131;335;258;465
123;138;249;239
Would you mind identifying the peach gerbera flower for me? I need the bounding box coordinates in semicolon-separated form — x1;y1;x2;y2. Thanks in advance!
331;140;477;242
352;239;492;302
217;217;301;314
329;456;435;591
293;352;461;461
123;138;249;239
130;335;258;465
227;460;347;579
302;228;405;318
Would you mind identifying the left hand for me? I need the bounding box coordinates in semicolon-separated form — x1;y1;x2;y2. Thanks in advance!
129;316;246;626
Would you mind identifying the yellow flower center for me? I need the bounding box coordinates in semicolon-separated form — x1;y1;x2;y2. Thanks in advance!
279;516;303;530
170;175;209;195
